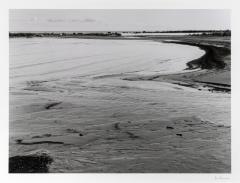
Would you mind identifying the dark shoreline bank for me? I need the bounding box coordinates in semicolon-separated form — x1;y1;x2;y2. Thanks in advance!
163;40;230;70
122;37;231;93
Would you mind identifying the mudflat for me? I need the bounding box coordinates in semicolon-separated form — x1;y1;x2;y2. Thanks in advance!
9;35;231;173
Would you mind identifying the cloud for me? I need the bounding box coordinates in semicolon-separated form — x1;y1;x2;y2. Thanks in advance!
69;18;96;23
47;18;64;22
83;18;95;23
47;18;96;23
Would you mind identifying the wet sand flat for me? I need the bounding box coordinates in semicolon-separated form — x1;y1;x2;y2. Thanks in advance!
9;36;231;173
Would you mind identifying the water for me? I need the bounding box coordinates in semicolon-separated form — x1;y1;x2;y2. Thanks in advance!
10;38;204;85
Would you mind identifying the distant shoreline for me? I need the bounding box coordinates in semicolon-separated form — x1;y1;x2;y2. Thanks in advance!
9;30;231;38
119;36;231;93
149;37;231;92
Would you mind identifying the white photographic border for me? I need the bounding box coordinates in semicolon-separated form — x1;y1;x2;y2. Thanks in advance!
1;0;239;182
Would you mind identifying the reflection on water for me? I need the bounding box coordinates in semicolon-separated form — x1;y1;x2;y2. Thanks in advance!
10;38;204;85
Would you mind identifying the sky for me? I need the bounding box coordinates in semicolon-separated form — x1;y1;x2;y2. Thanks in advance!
9;9;230;32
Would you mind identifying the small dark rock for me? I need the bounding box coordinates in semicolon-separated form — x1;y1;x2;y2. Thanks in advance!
79;133;83;136
166;126;174;130
176;133;183;137
114;122;120;130
15;139;23;144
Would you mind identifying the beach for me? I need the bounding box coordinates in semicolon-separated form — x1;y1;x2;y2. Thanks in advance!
9;35;231;173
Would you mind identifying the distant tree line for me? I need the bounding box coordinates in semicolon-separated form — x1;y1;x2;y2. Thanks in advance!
193;30;231;36
9;30;231;38
122;30;231;36
9;32;122;38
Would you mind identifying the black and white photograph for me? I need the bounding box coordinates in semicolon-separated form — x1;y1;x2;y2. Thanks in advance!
8;9;232;174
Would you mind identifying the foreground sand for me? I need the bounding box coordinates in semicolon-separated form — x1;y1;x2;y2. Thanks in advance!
9;36;231;173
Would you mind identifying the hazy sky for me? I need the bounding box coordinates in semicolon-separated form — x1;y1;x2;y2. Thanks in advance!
9;9;230;31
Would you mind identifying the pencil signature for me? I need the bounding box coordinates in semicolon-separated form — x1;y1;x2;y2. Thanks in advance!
214;175;230;181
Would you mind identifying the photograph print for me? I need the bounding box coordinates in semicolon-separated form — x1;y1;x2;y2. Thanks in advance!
9;9;231;173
